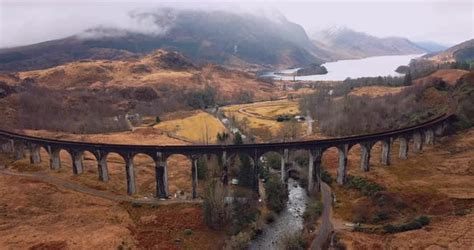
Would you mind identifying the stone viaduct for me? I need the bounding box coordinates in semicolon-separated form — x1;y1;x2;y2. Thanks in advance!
0;114;453;199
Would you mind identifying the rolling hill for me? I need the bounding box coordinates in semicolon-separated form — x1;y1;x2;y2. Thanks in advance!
0;49;281;132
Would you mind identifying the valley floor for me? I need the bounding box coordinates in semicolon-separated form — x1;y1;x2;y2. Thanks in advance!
0;162;225;249
0;127;472;249
322;127;474;249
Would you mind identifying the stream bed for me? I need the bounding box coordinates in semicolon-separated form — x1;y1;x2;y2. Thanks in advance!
250;178;308;249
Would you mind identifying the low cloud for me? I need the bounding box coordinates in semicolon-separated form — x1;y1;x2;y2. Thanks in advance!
77;8;176;39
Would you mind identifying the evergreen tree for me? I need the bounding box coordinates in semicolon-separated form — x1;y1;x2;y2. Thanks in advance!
232;132;253;187
403;73;412;86
233;132;243;145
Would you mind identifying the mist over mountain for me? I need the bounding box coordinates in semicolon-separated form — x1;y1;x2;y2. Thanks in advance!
0;8;331;72
311;27;426;60
414;41;449;53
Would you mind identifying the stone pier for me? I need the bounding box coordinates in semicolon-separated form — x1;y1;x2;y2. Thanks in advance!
13;141;25;160
49;148;61;170
435;122;449;136
192;156;198;199
425;129;435;145
221;151;228;185
381;139;392;166
97;151;109;182
253;155;260;194
281;148;289;183
360;142;374;172
336;144;349;185
413;132;423;153
1;140;13;153
399;137;409;160
155;152;168;199
29;144;41;164
124;154;136;195
308;148;322;194
71;151;84;175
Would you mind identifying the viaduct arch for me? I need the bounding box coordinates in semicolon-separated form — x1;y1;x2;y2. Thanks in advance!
0;114;454;199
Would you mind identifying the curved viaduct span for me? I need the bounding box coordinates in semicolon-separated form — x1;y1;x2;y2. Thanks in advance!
0;114;454;199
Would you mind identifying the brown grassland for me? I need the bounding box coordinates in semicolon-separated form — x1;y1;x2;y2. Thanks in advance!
154;111;227;144
321;127;474;249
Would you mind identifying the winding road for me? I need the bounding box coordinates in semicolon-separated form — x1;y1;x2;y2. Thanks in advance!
311;182;334;250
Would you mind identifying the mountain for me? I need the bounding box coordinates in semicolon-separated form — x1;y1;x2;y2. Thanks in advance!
425;39;474;62
0;9;327;72
415;41;449;53
311;27;426;60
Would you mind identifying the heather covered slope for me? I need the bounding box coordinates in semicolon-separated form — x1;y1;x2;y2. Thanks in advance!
331;127;474;249
0;50;281;133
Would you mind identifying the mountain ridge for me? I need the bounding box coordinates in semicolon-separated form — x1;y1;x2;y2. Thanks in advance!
0;9;328;72
311;27;426;60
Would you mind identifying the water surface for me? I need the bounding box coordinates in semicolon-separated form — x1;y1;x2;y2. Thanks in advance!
267;54;423;81
250;178;308;249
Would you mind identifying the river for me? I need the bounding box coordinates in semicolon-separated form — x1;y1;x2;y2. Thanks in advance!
250;178;308;249
265;54;423;81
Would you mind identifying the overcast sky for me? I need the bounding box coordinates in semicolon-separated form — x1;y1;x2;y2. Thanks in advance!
0;0;472;48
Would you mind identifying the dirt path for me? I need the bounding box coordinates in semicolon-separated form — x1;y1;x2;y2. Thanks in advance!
238;107;275;121
0;168;202;205
311;182;335;249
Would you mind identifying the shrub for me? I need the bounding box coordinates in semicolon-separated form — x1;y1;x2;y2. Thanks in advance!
332;233;347;250
185;85;217;109
346;175;384;197
264;174;288;212
276;115;292;122
263;152;281;170
383;216;430;234
155;116;161;123
250;220;264;237
237;155;254;188
321;170;333;185
281;233;306;250
264;211;277;224
352;205;369;224
235;90;254;104
372;211;390;223
294;153;309;168
183;229;193;236
415;215;430;226
131;202;142;208
203;180;229;229
230;231;252;250
232;199;260;232
259;165;270;181
303;200;323;222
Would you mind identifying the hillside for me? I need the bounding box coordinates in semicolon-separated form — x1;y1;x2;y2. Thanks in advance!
425;39;474;62
0;9;328;72
16;50;276;96
0;50;281;133
327;126;474;249
414;69;470;86
311;27;426;60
